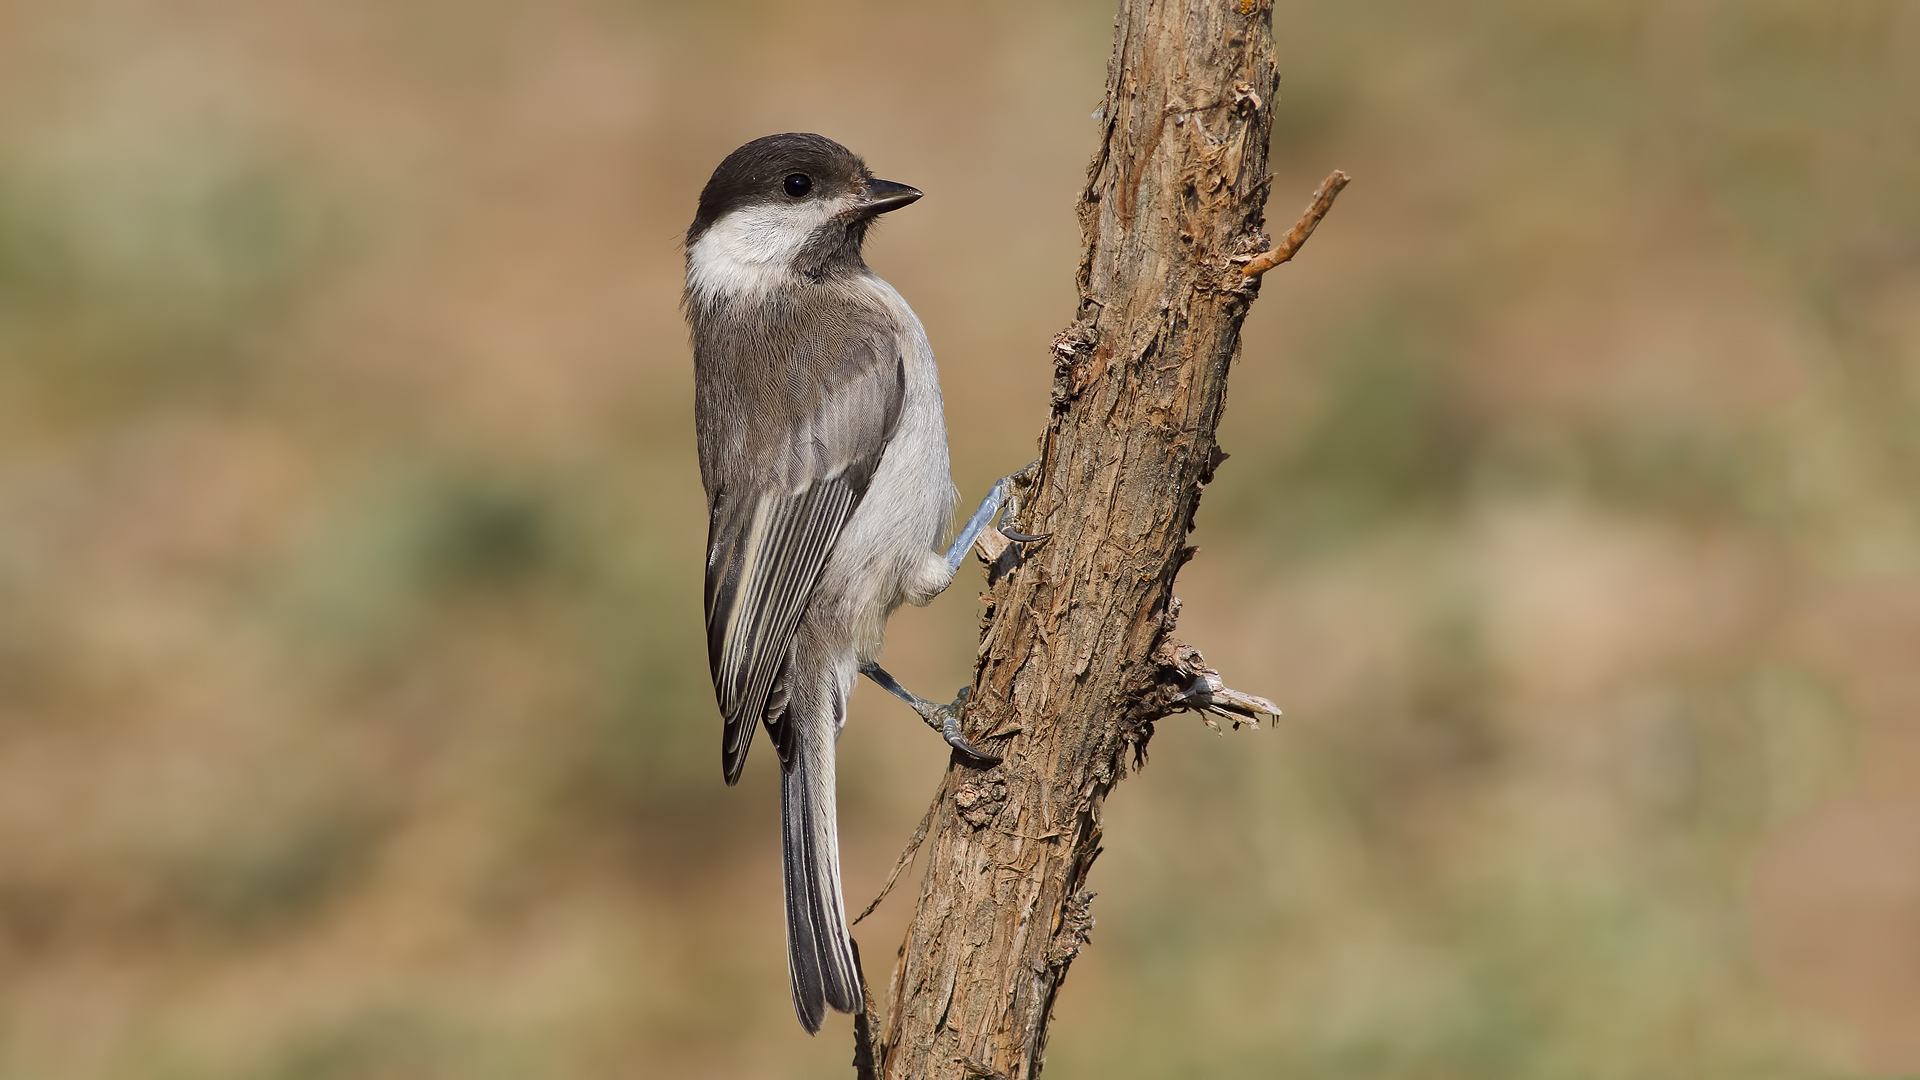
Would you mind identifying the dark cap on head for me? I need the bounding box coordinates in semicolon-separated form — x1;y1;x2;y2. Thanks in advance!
687;133;924;250
688;134;870;244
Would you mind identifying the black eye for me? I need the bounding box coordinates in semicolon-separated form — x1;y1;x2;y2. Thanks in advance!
783;173;812;198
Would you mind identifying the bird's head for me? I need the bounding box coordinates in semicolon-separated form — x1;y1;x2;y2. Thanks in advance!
684;133;921;306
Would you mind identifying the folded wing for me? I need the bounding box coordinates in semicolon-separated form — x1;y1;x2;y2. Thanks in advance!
698;305;906;784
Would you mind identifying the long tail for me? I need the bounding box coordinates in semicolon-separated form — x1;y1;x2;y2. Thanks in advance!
781;683;862;1033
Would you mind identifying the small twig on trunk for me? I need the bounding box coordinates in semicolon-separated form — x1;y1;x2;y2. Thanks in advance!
851;940;885;1080
1239;170;1350;278
851;775;946;926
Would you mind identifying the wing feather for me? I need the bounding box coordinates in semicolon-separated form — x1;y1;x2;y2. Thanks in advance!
707;479;858;782
695;291;907;784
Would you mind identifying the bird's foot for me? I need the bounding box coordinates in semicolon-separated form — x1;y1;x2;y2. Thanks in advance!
909;687;1000;764
859;663;1001;765
944;462;1050;575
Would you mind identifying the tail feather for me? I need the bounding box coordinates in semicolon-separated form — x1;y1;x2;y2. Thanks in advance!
781;689;862;1033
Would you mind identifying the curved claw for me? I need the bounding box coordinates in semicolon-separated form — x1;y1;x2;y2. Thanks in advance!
999;528;1049;544
940;714;1002;765
911;687;1000;765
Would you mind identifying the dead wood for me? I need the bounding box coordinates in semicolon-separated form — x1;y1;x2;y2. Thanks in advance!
1241;169;1350;278
861;1;1339;1075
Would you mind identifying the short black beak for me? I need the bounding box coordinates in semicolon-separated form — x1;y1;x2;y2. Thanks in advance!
859;178;922;216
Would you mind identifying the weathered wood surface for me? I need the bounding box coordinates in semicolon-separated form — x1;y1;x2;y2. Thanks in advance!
866;1;1286;1077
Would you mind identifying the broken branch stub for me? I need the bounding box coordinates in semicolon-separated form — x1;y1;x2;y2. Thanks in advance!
1238;169;1349;278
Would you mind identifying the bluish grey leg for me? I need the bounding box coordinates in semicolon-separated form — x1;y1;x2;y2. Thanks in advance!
859;661;1001;765
943;467;1048;574
943;478;1011;573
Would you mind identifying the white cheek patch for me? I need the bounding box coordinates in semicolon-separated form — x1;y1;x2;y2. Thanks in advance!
687;198;848;305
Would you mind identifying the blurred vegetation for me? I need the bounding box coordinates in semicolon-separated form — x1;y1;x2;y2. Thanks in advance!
0;0;1914;1078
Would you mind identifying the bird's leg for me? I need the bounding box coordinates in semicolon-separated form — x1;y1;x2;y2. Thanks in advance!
858;661;1001;765
943;466;1047;574
876;465;1040;764
942;478;1009;573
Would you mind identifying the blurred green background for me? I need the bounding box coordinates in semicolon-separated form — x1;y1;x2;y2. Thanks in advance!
1;0;1916;1077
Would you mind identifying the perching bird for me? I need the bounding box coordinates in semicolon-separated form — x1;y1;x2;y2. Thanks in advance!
683;133;1031;1033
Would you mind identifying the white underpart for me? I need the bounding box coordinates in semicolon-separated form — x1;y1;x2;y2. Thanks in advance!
686;196;851;305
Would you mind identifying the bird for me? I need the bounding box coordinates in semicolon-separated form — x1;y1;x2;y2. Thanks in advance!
682;133;1033;1033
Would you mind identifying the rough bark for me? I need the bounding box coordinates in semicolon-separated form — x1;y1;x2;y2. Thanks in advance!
863;1;1290;1077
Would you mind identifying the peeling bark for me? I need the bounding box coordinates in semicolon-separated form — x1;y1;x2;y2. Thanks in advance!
868;1;1290;1076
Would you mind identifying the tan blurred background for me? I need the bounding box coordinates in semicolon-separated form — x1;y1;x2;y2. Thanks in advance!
0;0;1916;1076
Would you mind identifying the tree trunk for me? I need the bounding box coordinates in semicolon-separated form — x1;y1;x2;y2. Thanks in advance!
863;1;1287;1077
